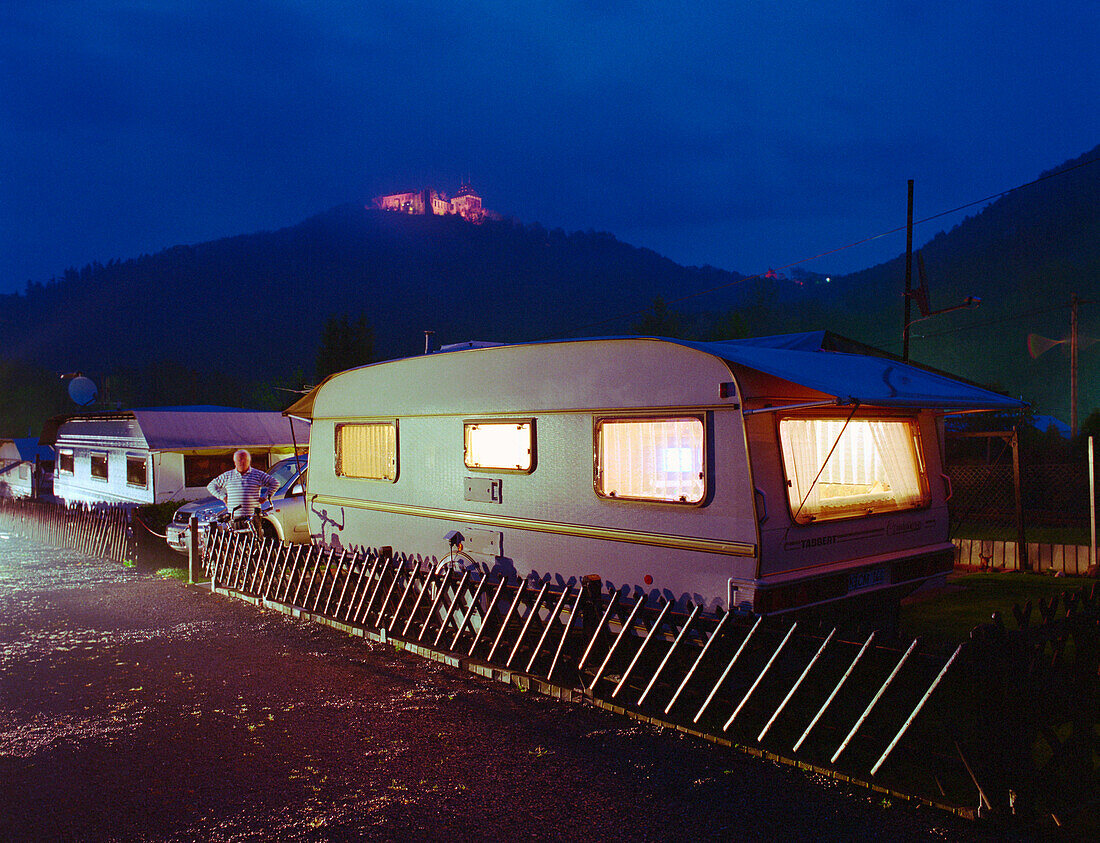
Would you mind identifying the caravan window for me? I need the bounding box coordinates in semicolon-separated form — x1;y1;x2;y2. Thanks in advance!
126;456;148;488
779;416;928;524
90;453;108;481
595;417;705;504
336;422;397;481
58;449;74;475
464;421;534;472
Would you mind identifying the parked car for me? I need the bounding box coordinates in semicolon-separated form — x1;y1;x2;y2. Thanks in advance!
166;454;309;554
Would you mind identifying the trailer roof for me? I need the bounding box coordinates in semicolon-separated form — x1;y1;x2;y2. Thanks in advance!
41;407;309;450
284;332;1024;419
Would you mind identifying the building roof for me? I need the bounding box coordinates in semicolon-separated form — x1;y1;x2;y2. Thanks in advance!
40;407;309;451
0;437;53;462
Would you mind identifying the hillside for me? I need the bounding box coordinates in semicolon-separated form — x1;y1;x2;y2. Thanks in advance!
1;208;754;380
827;144;1100;419
2;142;1099;436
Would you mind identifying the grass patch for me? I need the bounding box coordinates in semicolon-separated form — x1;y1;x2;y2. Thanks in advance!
901;572;1094;650
156;566;189;582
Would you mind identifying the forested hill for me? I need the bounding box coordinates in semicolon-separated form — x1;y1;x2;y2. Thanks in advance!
826;143;1100;420
1;207;751;379
2;142;1098;437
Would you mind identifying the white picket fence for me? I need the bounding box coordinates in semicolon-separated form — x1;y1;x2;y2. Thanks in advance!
953;538;1095;575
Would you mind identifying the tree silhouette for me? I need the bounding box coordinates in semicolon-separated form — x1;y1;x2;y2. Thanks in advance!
315;314;375;381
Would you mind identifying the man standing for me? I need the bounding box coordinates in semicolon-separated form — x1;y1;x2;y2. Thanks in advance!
207;450;282;530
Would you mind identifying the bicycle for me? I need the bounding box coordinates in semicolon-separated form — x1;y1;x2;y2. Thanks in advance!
211;504;264;540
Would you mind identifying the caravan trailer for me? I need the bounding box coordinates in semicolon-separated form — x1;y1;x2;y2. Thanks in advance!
42;407;308;507
287;334;1023;614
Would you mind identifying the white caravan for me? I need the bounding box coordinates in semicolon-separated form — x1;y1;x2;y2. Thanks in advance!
287;334;1023;614
42;407;308;506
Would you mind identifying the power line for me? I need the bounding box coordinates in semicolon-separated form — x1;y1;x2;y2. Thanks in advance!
869;302;1070;350
558;152;1100;338
869;299;1098;352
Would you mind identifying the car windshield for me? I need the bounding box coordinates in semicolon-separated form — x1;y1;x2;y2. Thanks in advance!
268;456;307;488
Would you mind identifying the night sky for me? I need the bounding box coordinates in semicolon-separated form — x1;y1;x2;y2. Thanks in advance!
2;2;1097;295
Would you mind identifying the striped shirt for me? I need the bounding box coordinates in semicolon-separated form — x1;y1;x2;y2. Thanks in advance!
207;467;281;519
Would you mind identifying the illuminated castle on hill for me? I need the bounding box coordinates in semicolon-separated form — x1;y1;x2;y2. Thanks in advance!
371;183;500;224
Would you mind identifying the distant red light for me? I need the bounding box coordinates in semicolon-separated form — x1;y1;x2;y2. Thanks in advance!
644;574;653;585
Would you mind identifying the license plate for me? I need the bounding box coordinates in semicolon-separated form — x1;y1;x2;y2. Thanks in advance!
848;566;886;593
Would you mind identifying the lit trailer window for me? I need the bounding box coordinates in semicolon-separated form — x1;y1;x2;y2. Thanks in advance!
464;420;534;472
778;415;928;523
596;416;705;504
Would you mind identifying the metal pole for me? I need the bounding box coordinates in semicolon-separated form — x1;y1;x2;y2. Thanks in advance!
871;643;963;776
693;615;762;724
1090;436;1096;570
435;570;472;649
758;628;835;743
794;631;875;753
1071;294;1079;437
1012;429;1026;571
724;621;798;732
526;585;572;675
638;603;700;708
665;610;731;715
187;515;201;584
903;179;914;363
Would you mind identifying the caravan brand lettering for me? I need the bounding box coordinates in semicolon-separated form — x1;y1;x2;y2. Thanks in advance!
800;535;837;549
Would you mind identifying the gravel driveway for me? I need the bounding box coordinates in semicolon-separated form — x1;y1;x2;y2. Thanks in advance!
0;535;996;841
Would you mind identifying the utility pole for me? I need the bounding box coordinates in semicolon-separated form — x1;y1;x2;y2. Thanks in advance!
903;180;914;362
1071;294;1079;437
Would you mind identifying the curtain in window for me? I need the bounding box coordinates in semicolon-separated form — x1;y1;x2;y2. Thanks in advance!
599;418;703;503
780;417;926;521
779;419;824;512
868;421;924;506
338;424;396;479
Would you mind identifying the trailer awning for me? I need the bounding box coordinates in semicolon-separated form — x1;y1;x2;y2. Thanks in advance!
690;332;1025;412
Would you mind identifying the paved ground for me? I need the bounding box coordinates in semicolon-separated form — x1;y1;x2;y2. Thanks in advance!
0;535;1000;841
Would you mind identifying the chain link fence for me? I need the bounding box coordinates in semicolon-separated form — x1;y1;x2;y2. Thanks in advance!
946;431;1091;536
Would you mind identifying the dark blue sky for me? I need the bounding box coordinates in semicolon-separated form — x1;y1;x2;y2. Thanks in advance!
2;1;1097;295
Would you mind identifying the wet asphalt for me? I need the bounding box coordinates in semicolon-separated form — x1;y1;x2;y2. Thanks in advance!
0;533;998;841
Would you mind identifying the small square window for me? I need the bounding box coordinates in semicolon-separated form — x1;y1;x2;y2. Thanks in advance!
90;453;108;481
127;456;148;488
464;421;534;472
58;450;74;475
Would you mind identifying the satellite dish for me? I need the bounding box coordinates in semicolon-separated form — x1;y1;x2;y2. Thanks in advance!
68;376;98;406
